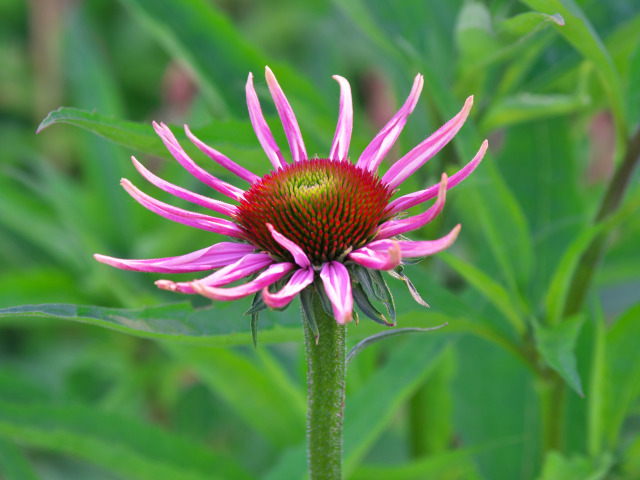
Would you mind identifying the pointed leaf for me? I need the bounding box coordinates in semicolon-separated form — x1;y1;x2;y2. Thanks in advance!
0;302;301;346
521;0;626;144
604;301;640;446
300;288;319;343
0;440;39;480
0;400;251;480
37;107;258;159
351;283;391;327
535;314;585;396
346;325;447;366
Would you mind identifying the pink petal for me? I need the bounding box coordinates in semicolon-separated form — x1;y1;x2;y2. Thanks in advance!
262;267;314;308
395;224;461;258
348;240;401;270
265;66;307;162
131;156;236;217
184;125;259;184
356;74;424;173
376;174;448;239
267;223;311;268
94;242;255;273
153;121;244;201
156;253;274;294
381;96;474;189
329;75;353;162
319;261;353;324
121;178;245;238
386;140;487;215
190;262;295;301
246;72;287;170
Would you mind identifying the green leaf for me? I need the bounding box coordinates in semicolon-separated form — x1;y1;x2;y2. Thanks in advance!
520;0;627;145
536;451;613;480
343;334;450;476
346;325;447;366
480;92;588;132
535;314;585;396
544;224;605;325
349;438;529;480
164;343;306;448
544;192;640;324
455;1;500;65
118;0;328;120
37;107;260;160
604;301;640;446
0;440;39;480
439;251;526;335
498;11;565;37
0;400;252;480
0;302;300;346
627;36;640;128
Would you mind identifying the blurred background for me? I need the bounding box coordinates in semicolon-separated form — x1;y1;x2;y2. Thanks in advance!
1;0;639;479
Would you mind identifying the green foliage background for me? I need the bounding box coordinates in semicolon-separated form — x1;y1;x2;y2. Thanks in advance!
1;0;639;478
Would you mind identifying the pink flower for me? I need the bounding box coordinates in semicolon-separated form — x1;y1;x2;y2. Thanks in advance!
95;67;487;326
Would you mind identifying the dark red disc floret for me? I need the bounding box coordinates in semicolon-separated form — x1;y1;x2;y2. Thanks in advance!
235;159;393;265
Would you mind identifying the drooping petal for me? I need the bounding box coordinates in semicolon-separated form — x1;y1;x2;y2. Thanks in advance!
153;121;244;201
267;223;310;268
386;140;487;215
131;156;237;217
319;261;353;324
348;240;401;270
156;253;274;294
329;75;353;162
262;267;314;308
381;96;474;189
121;178;245;238
190;262;295;301
184;125;259;184
356;74;424;173
395;224;461;258
245;72;287;170
376;174;448;239
94;242;255;273
265;66;307;162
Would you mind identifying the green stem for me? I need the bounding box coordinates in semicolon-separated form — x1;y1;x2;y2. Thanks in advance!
563;125;640;317
303;294;347;480
538;371;565;453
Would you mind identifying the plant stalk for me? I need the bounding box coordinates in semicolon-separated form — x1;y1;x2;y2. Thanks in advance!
563;125;640;317
303;294;347;480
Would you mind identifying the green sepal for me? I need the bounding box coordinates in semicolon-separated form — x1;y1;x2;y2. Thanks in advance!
350;265;379;299
300;288;320;344
313;277;335;319
401;255;427;265
250;313;259;350
246;291;265;349
244;291;268;316
390;265;429;308
368;268;397;323
352;283;394;326
349;265;396;323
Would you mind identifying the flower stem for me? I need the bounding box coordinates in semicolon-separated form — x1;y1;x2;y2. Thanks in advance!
303;294;347;480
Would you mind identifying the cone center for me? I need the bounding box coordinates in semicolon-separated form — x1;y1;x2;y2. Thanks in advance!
235;159;393;265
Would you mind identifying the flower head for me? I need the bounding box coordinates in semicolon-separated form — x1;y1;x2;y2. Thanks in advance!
95;67;487;328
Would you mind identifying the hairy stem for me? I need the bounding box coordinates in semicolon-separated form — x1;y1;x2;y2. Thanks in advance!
303;295;347;480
